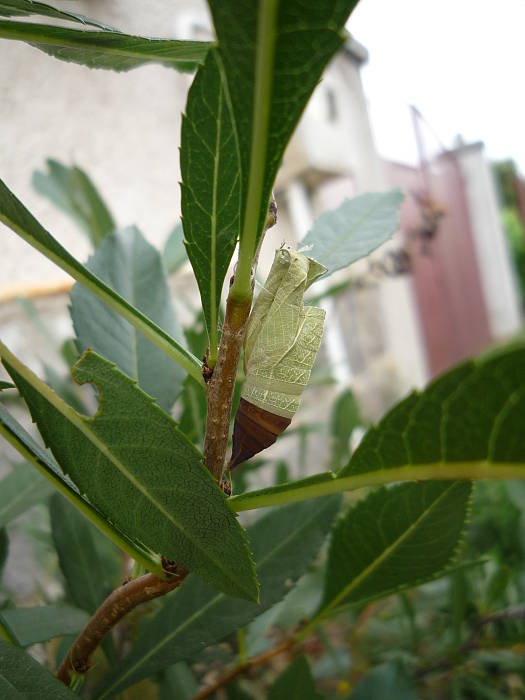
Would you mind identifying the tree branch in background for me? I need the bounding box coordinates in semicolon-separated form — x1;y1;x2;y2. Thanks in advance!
416;606;525;679
56;569;187;686
193;636;295;700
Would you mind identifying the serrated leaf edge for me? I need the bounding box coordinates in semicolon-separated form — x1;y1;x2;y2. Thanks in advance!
0;341;257;599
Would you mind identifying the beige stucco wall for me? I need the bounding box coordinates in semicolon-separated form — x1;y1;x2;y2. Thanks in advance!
0;1;206;291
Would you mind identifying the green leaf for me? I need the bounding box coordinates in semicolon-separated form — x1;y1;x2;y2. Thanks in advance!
1;343;257;601
162;222;188;275
227;683;255;700
181;48;241;356
0;611;18;645
70;227;184;411
0;462;52;528
230;346;525;511
329;389;361;470
96;496;341;698
0;177;203;385
50;494;119;614
0;0;114;29
0;381;14;390
0;529;7;575
208;0;359;297
0;640;77;698
0;19;210;72
299;190;403;277
245;568;325;656
0;605;89;647
158;663;198;700
268;656;322;700
321;481;471;615
42;363;87;414
178;376;207;447
33;159;115;246
348;661;416;700
0;400;159;574
340;345;525;478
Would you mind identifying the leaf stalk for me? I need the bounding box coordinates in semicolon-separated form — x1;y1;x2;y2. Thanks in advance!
230;463;525;512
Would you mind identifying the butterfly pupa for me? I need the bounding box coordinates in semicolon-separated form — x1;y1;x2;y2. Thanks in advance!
229;246;326;469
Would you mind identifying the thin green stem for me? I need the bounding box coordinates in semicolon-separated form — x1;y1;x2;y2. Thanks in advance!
230;0;278;300
230;462;525;512
237;628;247;665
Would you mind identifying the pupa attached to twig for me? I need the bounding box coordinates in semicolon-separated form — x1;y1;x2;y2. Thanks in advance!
229;246;326;469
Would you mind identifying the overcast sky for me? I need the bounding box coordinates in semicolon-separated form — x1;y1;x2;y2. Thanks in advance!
347;0;525;174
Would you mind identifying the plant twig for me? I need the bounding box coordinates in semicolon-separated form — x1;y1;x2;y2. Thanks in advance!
56;569;187;686
192;636;294;700
0;277;73;303
415;606;525;678
203;197;277;481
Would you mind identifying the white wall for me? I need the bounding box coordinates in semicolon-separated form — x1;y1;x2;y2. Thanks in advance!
456;144;522;338
0;0;202;291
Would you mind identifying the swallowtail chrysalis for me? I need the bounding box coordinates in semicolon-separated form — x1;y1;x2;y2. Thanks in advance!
230;246;326;468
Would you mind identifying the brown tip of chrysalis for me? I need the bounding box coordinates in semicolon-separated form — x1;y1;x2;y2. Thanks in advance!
229;398;291;469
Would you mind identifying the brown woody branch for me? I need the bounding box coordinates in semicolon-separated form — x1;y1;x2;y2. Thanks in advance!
415;605;525;679
56;570;187;685
192;636;295;700
203;196;277;481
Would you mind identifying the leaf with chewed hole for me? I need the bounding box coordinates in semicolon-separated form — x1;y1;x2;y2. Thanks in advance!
96;496;340;697
1;343;257;601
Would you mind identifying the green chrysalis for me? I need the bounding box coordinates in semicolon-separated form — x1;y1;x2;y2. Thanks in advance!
230;246;326;467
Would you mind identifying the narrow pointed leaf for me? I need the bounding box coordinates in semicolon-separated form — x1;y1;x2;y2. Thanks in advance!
0;20;209;72
0;611;19;645
159;663;198;700
97;496;341;697
349;661;416;700
0;178;204;385
178;376;207;447
181;48;240;350
321;481;471;615
162;222;188;275
1;344;257;600
207;0;360;290
50;495;120;614
329;389;361;471
0;641;77;698
0;0;114;29
0;529;7;575
70;227;184;411
340;344;525;477
0;605;89;648
268;656;322;700
33;159;115;246
300;190;404;278
0;401;163;574
230;346;525;511
0;462;52;528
